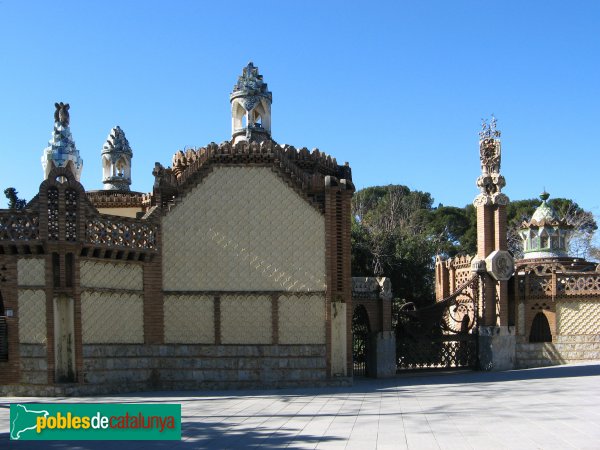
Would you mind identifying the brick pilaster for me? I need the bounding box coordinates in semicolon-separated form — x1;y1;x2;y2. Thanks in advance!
477;204;495;259
324;189;335;378
271;293;279;345
214;296;221;345
494;205;507;251
340;189;354;376
143;252;164;344
45;251;55;384
482;274;497;326
324;182;354;378
0;257;20;384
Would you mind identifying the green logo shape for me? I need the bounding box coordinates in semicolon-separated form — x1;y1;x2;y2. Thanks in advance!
10;403;181;440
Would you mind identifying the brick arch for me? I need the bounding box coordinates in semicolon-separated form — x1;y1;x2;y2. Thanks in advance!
39;167;86;195
352;301;380;334
529;311;553;343
352;304;371;332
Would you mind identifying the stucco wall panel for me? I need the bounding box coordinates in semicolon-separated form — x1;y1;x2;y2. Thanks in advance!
81;292;143;343
18;289;46;343
278;294;326;344
80;261;143;291
221;295;272;344
17;258;45;286
162;167;326;292
557;299;600;335
164;295;214;343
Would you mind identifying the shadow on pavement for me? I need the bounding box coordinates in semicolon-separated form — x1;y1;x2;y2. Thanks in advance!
0;418;344;450
386;362;600;386
2;363;599;404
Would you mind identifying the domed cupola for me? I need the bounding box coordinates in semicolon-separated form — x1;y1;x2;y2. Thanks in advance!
519;192;573;259
41;102;83;181
230;62;272;144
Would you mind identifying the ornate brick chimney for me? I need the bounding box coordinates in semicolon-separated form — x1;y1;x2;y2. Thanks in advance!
230;62;272;144
101;126;133;191
41;102;83;181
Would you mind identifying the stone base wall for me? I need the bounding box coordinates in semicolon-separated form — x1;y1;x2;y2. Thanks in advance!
516;335;600;369
1;344;352;396
478;326;516;371
83;344;328;388
20;344;47;385
367;331;396;378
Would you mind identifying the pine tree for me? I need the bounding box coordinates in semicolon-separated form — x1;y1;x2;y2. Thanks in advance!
4;188;26;210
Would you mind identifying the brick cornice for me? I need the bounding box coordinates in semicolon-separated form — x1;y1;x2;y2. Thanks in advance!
150;140;354;217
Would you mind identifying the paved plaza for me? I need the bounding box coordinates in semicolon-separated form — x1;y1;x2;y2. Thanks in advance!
1;363;599;449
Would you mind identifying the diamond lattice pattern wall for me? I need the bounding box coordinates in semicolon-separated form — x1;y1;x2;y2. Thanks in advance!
221;295;272;344
162;167;326;292
278;294;326;344
80;261;143;290
557;299;600;335
81;292;143;343
17;258;45;286
18;289;46;343
164;295;215;343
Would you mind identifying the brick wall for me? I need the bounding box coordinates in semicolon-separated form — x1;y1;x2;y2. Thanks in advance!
1;148;355;393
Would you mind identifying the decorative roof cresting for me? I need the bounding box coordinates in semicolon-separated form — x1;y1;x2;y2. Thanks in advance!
41;102;84;181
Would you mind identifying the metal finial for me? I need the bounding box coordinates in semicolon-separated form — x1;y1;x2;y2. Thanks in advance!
479;115;501;139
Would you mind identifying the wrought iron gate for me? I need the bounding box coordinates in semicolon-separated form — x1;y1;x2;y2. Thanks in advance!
395;275;479;370
352;305;371;376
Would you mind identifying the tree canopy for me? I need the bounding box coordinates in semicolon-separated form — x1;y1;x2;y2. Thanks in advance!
3;188;26;210
352;185;436;307
352;185;598;306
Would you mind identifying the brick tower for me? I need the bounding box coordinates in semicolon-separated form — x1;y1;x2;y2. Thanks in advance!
472;116;515;370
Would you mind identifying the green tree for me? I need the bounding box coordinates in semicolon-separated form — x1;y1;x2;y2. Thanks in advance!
427;205;472;257
352;185;437;307
3;188;26;210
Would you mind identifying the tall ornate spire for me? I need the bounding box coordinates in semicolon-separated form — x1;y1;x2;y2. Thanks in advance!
473;115;508;207
230;62;272;144
101;126;133;191
41;102;83;181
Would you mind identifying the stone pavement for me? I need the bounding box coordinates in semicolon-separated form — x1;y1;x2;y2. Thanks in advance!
1;363;599;449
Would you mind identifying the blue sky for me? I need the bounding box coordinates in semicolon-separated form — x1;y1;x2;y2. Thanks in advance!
0;1;598;218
